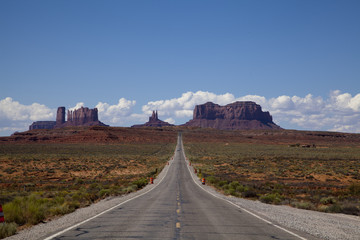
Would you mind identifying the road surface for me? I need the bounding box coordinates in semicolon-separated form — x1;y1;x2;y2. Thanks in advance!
45;133;317;240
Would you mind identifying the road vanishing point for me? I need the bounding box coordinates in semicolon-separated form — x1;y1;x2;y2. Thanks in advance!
44;133;318;240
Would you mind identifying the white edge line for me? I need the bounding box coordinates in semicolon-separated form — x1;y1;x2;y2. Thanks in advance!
181;140;307;240
43;155;173;240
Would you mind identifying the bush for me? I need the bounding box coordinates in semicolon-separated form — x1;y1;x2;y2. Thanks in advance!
217;180;228;187
260;193;282;205
229;181;240;190
340;203;360;216
242;190;258;198
133;178;148;189
325;204;342;213
50;203;71;216
292;201;315;210
206;176;218;184
320;197;337;205
99;189;111;198
0;222;18;239
349;183;360;196
3;194;48;225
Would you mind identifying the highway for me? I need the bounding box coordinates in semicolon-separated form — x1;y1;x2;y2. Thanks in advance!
46;133;317;240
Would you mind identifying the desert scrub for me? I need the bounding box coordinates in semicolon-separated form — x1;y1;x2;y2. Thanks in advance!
184;141;360;215
0;222;18;239
291;201;315;210
3;193;48;225
2;177;156;228
260;193;283;205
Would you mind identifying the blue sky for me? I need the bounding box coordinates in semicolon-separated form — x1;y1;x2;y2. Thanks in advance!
1;0;360;136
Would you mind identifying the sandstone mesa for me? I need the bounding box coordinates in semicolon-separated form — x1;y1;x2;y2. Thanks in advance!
184;101;281;130
28;101;281;131
29;106;108;130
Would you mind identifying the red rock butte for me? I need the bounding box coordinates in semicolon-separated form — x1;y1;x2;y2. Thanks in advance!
29;106;108;130
132;110;174;128
184;101;281;130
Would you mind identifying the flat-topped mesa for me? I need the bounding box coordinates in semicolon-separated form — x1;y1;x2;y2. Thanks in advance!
132;110;174;128
185;101;281;130
59;106;106;128
66;107;99;126
29;106;108;130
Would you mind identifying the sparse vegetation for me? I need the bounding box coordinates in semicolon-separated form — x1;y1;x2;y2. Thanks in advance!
0;222;17;239
184;140;360;216
0;142;174;238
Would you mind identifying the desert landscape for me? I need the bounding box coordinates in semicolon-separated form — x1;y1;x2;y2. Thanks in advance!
0;127;177;237
183;128;360;215
1;101;360;238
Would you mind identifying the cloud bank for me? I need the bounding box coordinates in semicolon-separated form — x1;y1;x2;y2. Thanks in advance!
142;90;360;133
0;97;55;134
1;90;360;136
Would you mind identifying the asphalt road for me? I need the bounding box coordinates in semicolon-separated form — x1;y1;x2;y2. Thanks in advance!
47;133;316;240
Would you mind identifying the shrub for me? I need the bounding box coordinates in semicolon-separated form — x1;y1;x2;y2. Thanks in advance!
325;204;342;213
3;199;23;225
99;189;111;198
133;178;148;189
260;193;282;205
3;194;48;225
206;176;218;184
242;189;258;198
320;197;337;205
0;222;18;239
229;181;240;190
124;185;137;193
50;203;71;216
349;183;360;196
292;201;315;210
340;203;360;216
217;180;228;187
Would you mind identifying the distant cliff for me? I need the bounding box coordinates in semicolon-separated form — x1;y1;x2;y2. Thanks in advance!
29;106;108;130
184;101;281;130
132;110;174;128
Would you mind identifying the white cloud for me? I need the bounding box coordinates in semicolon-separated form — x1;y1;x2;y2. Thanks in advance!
265;91;360;132
96;98;137;125
165;118;175;124
140;90;360;133
0;97;55;136
142;91;236;119
236;95;267;106
0;97;54;121
69;102;85;111
1;90;360;136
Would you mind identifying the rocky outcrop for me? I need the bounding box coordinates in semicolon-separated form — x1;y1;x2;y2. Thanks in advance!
56;107;66;126
132;111;174;128
29;121;56;130
184;101;281;130
29;106;108;130
63;107;101;127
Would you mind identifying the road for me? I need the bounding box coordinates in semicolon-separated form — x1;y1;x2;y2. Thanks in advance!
46;133;316;240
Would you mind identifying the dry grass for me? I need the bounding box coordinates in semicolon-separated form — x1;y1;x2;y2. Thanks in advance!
0;141;175;238
184;133;360;216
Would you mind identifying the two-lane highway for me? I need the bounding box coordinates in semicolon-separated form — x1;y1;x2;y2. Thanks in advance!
45;133;316;240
